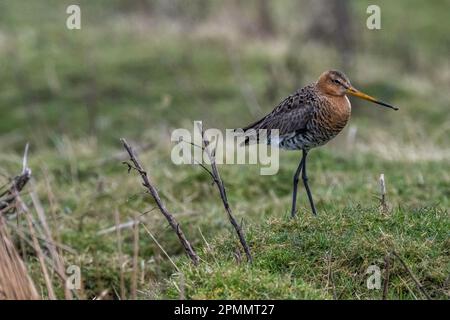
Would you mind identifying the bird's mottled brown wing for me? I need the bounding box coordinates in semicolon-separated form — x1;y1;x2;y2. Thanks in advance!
240;84;316;138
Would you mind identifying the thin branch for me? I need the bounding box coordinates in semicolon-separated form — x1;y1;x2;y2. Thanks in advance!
120;138;199;266
0;145;32;212
97;142;154;166
196;123;253;263
195;161;216;182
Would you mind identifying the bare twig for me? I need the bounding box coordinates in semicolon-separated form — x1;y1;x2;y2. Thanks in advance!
196;123;252;263
0;145;32;213
97;142;154;166
392;251;431;300
120;138;199;266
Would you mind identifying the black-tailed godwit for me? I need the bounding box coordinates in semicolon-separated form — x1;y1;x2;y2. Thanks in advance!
238;70;398;217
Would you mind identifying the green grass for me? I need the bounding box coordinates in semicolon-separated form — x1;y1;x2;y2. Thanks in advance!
167;206;448;299
0;1;449;300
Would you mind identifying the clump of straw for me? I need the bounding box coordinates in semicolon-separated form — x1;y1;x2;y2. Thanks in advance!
0;219;40;300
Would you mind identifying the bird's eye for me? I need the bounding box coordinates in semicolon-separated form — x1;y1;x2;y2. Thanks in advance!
332;79;341;85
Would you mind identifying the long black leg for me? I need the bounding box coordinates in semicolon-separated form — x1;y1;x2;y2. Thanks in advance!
291;153;304;218
301;149;317;215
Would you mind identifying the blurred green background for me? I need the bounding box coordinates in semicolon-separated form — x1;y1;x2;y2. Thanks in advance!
0;0;449;150
0;0;448;299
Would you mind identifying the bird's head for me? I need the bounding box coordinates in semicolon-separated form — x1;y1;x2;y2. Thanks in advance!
317;70;399;110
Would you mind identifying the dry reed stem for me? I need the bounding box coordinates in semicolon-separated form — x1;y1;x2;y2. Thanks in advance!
20;201;56;300
7;223;69;284
0;217;40;300
30;185;72;300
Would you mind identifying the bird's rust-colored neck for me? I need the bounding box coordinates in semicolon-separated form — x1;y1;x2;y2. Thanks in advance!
329;94;351;126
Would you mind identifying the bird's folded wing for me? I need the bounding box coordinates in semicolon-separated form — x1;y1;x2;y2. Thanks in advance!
240;92;314;138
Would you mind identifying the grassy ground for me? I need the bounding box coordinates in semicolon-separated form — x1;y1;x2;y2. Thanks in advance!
0;1;449;299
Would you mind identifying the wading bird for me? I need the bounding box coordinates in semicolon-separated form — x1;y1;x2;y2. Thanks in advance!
238;70;398;217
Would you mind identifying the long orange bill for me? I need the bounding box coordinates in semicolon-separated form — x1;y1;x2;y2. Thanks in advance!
346;87;399;110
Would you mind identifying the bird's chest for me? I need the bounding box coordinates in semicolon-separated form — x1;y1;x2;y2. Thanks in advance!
317;96;351;135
